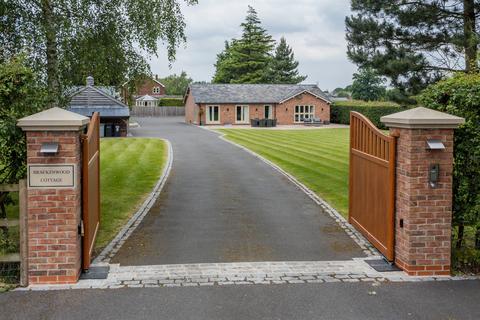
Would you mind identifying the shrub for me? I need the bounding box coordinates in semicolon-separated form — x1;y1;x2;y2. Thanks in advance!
419;73;480;258
158;98;184;107
0;56;47;184
330;100;407;129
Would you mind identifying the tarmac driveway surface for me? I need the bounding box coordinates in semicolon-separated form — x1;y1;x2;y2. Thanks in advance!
112;117;364;265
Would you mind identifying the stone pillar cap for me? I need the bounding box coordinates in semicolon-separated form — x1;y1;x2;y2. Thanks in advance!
380;107;465;129
17;107;90;131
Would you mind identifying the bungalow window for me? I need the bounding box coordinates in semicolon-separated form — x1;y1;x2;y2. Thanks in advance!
294;105;315;123
152;87;161;94
236;105;249;123
206;105;220;124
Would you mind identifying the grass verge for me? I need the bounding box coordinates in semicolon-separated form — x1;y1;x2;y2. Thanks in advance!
96;138;166;252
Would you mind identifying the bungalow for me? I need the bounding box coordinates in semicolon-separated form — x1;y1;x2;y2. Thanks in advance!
68;76;130;137
184;84;331;125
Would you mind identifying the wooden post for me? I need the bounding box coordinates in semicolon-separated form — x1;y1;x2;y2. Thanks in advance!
18;179;28;287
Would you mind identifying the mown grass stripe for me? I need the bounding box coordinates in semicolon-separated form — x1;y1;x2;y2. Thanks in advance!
224;131;349;166
226;135;348;179
221;129;350;155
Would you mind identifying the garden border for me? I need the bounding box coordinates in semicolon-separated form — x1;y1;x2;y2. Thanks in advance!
209;128;379;258
93;138;174;265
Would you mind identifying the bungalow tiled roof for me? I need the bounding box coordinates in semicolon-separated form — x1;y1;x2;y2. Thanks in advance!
68;77;130;118
187;84;331;104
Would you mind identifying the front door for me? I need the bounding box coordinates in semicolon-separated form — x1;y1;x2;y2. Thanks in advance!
206;105;220;124
236;105;249;124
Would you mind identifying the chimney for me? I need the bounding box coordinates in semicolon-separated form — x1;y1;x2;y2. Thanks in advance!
86;76;94;86
155;74;159;80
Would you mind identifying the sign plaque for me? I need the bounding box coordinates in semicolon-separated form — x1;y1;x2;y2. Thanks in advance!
28;164;76;188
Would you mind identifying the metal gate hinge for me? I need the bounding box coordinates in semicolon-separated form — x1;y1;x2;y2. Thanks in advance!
79;220;85;236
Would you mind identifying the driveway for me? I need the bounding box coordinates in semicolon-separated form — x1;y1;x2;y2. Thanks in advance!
112;117;364;265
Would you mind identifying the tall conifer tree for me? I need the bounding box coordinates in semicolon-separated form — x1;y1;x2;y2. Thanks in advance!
346;0;480;94
269;37;306;84
212;6;275;83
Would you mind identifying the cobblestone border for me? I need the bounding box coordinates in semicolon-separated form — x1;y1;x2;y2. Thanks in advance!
93;138;174;264
210;129;378;257
18;259;479;291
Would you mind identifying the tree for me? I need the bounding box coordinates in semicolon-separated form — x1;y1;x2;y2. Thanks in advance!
59;22;151;87
0;56;47;185
346;1;480;94
332;86;352;98
350;68;386;101
212;6;275;83
160;71;193;95
268;37;307;84
1;0;197;103
212;41;236;83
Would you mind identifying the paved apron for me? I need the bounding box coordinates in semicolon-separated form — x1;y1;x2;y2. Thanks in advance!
112;117;365;265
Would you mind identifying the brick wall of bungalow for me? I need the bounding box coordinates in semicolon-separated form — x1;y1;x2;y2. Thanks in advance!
277;93;330;125
185;91;197;124
185;92;330;125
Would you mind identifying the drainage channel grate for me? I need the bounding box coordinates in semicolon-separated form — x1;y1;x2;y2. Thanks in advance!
365;259;402;272
80;266;110;280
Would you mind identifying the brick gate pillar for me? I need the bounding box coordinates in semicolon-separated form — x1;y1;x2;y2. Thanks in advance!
381;107;464;276
18;107;89;284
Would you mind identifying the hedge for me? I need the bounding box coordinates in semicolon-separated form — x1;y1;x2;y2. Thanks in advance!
418;73;480;268
158;98;184;107
330;100;408;129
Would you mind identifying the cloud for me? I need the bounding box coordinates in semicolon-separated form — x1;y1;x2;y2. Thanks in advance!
149;0;357;90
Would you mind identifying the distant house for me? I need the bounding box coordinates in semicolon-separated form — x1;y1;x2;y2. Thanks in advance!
68;76;130;137
135;94;158;107
184;84;331;125
122;74;166;106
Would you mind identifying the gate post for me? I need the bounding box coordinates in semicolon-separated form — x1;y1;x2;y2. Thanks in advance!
381;107;464;276
18;107;89;284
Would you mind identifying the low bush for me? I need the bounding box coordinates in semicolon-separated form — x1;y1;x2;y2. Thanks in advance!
330;100;408;129
158;98;184;107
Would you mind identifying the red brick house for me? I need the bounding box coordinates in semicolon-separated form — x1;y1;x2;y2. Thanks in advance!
122;75;166;105
184;84;331;125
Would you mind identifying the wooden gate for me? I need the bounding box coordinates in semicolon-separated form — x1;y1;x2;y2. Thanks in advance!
0;180;28;286
81;112;100;270
348;112;396;261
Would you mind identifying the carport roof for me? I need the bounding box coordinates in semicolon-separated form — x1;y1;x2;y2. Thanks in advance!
187;84;331;104
68;82;130;118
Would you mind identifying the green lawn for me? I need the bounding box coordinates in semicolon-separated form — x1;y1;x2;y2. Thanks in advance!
218;128;350;217
96;138;167;251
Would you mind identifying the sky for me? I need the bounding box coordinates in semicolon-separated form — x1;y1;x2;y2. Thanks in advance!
149;0;357;91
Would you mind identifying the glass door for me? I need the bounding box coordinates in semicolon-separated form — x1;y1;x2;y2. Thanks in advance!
236;105;249;123
206;105;220;124
264;105;272;119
